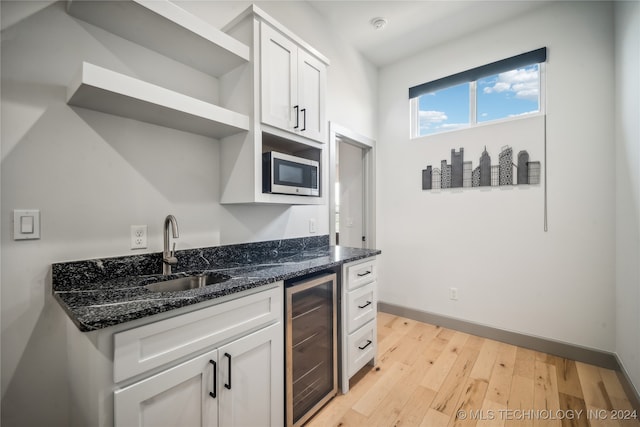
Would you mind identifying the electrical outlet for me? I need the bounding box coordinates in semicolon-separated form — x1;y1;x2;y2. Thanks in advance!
131;225;147;249
449;287;459;301
309;218;316;233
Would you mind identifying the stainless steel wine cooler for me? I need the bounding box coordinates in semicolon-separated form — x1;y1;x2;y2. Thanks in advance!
285;273;337;427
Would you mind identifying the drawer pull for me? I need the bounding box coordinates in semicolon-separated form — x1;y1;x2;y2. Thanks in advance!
358;301;372;309
357;270;372;277
358;340;372;350
224;353;232;390
208;360;217;399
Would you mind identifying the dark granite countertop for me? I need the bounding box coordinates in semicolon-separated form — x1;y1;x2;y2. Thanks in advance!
52;235;380;332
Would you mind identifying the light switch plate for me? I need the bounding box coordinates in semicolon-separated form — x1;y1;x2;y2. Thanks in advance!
13;209;40;240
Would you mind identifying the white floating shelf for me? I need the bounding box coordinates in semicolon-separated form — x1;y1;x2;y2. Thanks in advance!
67;0;250;77
67;62;250;139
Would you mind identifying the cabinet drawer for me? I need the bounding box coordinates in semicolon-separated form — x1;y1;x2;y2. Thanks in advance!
346;282;376;334
114;285;282;383
347;321;376;377
344;258;377;291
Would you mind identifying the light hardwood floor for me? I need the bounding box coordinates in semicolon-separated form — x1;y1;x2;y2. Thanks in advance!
307;312;640;427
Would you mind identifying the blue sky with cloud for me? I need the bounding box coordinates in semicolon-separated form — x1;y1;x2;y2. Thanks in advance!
418;64;540;135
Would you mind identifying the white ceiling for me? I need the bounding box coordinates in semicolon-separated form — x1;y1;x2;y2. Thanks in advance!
0;1;551;67
307;0;551;67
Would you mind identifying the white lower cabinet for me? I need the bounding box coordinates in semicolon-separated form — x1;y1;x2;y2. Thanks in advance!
115;349;219;427
217;323;282;427
109;284;283;427
115;322;282;427
341;257;378;393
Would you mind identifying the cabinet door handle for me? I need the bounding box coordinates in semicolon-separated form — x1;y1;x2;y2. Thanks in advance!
358;340;372;350
358;301;372;309
301;108;306;131
224;352;232;390
293;105;299;129
209;359;217;398
357;270;371;277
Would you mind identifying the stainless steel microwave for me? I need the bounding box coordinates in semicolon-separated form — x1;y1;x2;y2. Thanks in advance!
263;151;319;196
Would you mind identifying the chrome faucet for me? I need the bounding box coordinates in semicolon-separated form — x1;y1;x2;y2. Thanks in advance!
163;215;179;275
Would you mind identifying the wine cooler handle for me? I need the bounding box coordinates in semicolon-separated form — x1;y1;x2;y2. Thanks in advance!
358;340;373;350
224;353;232;389
209;360;217;398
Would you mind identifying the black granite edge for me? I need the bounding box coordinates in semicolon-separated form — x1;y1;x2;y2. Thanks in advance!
55;247;380;332
56;278;280;332
53;292;88;331
66;261;344;332
52;235;330;291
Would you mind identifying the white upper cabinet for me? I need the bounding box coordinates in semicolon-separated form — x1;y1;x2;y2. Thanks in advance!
260;23;327;144
298;50;326;143
218;5;330;204
260;25;297;134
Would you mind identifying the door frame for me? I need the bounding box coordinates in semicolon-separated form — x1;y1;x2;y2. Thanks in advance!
328;122;376;249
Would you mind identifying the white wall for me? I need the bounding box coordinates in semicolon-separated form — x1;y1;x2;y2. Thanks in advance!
0;1;376;425
377;2;616;352
614;0;640;396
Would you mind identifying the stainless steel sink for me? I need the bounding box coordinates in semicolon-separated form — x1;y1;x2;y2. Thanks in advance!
145;272;231;293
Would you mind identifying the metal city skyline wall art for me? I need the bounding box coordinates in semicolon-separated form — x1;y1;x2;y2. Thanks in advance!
422;146;541;190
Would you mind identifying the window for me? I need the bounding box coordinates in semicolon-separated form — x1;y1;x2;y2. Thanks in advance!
416;82;470;135
477;64;540;123
410;48;546;138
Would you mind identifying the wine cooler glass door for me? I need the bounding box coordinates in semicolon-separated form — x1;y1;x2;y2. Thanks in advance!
286;273;337;427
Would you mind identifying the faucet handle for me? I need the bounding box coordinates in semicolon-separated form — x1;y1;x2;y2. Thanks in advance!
163;251;178;266
171;242;176;256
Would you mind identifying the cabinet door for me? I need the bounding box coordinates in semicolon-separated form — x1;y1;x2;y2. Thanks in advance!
218;322;284;427
114;349;218;427
260;23;297;133
298;49;327;143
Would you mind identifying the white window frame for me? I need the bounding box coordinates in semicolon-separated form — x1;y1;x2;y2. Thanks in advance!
409;50;547;139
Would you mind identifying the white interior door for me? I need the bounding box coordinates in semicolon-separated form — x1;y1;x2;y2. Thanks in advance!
329;123;376;249
338;140;365;248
